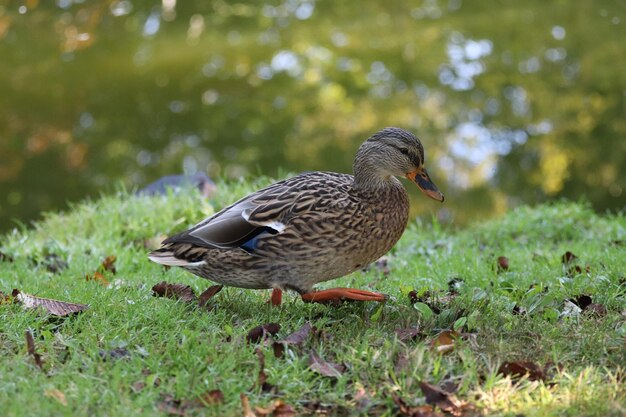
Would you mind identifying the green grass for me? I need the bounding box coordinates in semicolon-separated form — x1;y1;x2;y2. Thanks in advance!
1;178;625;416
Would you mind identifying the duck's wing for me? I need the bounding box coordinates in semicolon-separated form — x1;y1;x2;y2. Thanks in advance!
160;173;346;251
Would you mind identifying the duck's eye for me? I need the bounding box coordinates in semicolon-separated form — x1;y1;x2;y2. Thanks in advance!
399;148;410;156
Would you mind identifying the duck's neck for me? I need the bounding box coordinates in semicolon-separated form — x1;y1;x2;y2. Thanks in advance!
352;148;398;191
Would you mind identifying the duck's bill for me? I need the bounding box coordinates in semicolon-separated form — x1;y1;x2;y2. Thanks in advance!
406;168;445;202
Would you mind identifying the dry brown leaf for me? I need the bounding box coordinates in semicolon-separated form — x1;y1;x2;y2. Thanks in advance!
253;348;277;393
272;322;312;358
392;394;439;417
198;285;223;308
584;303;607;316
395;327;421;343
246;323;280;344
157;393;186;416
430;330;459;354
0;290;12;304
152;281;197;302
498;361;545;381
25;330;43;369
197;389;224;406
86;271;110;286
255;400;297;417
497;256;509;272
44;389;67;406
419;381;457;412
13;289;88;316
241;393;256;417
309;350;345;378
100;255;117;274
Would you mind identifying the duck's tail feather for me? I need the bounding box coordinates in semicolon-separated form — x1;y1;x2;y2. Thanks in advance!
148;248;206;267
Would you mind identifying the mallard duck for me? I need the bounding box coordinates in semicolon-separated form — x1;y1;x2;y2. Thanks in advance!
149;127;444;305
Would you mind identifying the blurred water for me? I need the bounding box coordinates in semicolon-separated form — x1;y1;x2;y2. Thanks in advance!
0;0;624;230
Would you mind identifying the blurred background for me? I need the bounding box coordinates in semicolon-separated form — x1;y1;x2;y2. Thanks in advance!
0;0;624;231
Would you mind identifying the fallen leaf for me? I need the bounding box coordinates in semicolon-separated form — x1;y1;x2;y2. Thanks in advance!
0;290;12;304
100;255;117;274
497;256;509;272
430;330;459;354
43;253;68;273
255;400;297;417
395;327;422;343
584;303;607;316
272;322;313;358
498;361;545;381
392;394;438;417
86;271;110;286
44;389;67;406
309;350;345;378
254;348;277;393
561;251;578;264
241;393;256;417
98;347;130;361
152;282;197;302
246;323;281;344
197;389;224;406
394;350;411;374
157;393;186;416
25;330;43;369
130;381;146;393
198;285;223;308
13;289;89;316
420;381;476;416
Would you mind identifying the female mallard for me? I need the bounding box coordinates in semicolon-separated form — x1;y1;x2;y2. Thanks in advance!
149;127;444;305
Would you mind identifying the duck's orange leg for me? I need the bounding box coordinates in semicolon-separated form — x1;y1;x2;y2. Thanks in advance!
301;288;387;304
269;288;283;306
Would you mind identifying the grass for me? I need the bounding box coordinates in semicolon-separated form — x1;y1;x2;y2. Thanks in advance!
0;177;624;416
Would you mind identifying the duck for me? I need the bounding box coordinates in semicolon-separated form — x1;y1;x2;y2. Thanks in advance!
148;127;444;305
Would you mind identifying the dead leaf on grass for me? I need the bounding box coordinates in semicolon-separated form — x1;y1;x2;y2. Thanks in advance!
25;330;43;369
197;389;224;406
254;400;297;417
395;327;422;343
99;347;130;361
158;389;224;416
198;285;223;308
13;289;88;316
309;350;345;378
241;393;256;417
272;322;313;358
392;394;439;417
498;361;545;381
86;271;110;286
253;348;277;393
430;330;459;354
246;323;280;344
584;302;607;316
44;388;67;406
496;256;509;272
152;281;197;302
42;253;68;273
100;255;117;274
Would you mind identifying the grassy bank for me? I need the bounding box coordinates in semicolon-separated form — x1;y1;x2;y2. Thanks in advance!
1;179;625;416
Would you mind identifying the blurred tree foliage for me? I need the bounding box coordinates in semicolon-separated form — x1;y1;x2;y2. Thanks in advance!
0;0;624;230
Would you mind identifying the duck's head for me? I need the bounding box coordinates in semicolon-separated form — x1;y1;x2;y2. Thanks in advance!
355;127;444;202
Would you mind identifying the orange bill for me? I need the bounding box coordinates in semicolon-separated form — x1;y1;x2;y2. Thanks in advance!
406;168;445;202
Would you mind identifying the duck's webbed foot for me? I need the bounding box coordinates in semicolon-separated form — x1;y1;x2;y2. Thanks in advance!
300;288;388;304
